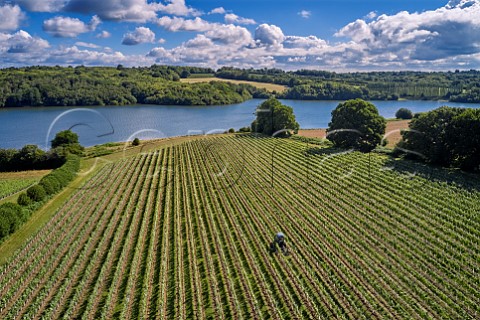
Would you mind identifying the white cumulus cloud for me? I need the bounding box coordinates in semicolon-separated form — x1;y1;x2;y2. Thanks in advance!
224;13;256;25
0;5;25;31
364;11;377;20
153;0;201;17
209;7;226;15
96;30;111;38
122;27;155;45
335;1;480;61
205;25;253;45
255;24;285;46
283;35;327;49
156;16;214;32
0;30;49;54
43;15;100;37
298;10;311;19
75;41;100;49
14;0;66;12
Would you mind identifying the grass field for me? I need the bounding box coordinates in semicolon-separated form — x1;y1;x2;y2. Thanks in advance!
0;135;478;319
180;77;288;93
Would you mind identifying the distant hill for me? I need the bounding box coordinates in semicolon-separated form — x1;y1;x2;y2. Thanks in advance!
0;65;269;108
216;67;480;102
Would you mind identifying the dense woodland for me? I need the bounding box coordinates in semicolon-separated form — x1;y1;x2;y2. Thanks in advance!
0;65;268;107
1;66;480;107
216;67;480;102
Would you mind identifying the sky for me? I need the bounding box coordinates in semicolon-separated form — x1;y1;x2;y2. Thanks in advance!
0;0;479;71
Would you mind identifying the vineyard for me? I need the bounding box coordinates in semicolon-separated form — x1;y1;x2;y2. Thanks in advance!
0;178;40;201
0;135;478;319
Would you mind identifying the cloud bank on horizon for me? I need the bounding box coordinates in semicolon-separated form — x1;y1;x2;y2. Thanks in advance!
0;0;479;71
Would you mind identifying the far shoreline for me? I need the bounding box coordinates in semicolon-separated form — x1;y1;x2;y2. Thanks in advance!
1;97;479;110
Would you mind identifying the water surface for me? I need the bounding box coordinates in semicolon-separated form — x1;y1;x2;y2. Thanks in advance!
1;99;478;149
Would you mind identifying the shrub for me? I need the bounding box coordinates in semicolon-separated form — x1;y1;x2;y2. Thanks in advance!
395;108;413;120
17;193;32;206
40;176;61;195
0;216;10;238
0;203;23;237
27;185;47;202
132;138;140;146
39;178;55;195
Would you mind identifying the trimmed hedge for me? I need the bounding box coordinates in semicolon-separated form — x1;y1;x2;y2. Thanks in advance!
2;154;80;242
17;192;31;206
39;175;61;195
27;185;47;202
0;203;24;238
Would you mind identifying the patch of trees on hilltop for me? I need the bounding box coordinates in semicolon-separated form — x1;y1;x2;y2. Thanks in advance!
0;65;268;107
215;67;480;102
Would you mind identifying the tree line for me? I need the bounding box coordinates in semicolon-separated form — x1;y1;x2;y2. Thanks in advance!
216;67;480;102
0;65;268;107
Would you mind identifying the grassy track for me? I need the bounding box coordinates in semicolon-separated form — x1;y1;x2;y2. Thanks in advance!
0;135;478;319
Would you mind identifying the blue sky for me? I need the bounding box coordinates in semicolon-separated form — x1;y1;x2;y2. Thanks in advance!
0;0;479;71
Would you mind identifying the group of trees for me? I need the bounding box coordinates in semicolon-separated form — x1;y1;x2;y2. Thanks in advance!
136;81;269;106
0;145;64;172
397;107;480;171
3;66;479;107
0;66;268;107
251;98;386;151
0;130;82;172
318;99;480;172
0;130;82;241
280;83;367;101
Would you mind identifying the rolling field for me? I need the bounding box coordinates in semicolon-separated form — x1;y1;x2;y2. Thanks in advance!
0;135;479;319
180;77;287;93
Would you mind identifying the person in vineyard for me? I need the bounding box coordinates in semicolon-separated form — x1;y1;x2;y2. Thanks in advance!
270;232;289;255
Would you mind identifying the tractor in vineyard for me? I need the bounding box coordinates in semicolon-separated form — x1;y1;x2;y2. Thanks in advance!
269;232;289;255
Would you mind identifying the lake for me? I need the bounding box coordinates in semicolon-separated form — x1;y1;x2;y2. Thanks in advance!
1;99;479;149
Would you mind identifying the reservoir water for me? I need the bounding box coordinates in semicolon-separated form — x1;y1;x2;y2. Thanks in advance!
1;99;479;149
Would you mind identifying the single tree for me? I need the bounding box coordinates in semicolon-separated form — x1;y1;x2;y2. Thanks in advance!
395;108;413;119
132;138;140;146
252;98;299;137
180;70;191;78
51;130;79;148
51;130;84;155
327;99;386;152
